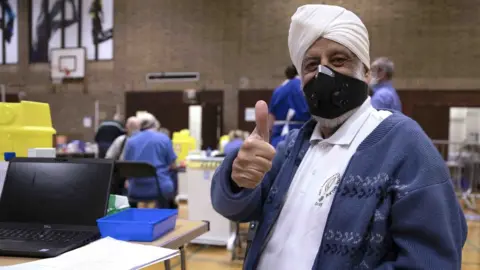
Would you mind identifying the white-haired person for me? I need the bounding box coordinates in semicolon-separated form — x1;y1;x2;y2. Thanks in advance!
224;130;248;155
370;57;402;111
106;116;141;195
106;116;141;160
124;113;177;208
211;4;466;270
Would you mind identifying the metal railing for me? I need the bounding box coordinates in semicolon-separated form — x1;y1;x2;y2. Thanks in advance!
433;140;480;215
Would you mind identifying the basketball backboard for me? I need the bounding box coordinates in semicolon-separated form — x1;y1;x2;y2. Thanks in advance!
50;47;86;80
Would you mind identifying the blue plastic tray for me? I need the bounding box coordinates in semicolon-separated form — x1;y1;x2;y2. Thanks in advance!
97;208;178;242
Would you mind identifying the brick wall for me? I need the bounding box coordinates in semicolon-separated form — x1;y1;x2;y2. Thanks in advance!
1;0;479;139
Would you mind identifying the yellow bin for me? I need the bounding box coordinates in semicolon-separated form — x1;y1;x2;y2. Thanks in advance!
0;101;56;161
172;129;196;163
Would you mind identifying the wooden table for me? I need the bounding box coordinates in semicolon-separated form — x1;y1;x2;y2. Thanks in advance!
0;219;209;270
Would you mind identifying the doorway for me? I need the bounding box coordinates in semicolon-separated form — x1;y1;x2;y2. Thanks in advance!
2;93;20;102
125;90;224;150
201;94;223;150
237;89;273;132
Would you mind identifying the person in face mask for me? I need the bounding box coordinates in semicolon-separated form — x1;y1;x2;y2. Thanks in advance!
369;57;402;111
268;64;311;147
211;4;466;270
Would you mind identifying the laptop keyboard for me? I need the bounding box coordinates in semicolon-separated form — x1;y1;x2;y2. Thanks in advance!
0;228;92;243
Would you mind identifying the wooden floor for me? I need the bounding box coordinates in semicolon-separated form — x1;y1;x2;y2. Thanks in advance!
168;203;480;270
465;221;480;270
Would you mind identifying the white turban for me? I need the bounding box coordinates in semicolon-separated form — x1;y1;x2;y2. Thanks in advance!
288;4;370;74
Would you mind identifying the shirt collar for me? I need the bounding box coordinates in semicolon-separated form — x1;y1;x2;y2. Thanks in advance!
310;97;374;146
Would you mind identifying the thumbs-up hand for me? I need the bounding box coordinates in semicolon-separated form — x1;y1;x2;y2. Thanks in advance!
232;100;277;189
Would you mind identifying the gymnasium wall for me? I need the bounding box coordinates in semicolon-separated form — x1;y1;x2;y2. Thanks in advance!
1;0;479;139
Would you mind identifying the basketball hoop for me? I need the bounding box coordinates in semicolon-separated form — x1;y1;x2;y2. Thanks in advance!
63;69;71;77
49;48;87;92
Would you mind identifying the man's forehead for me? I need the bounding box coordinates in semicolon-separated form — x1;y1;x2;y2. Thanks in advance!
304;38;355;59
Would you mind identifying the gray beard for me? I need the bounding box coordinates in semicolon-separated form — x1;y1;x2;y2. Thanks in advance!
312;108;358;129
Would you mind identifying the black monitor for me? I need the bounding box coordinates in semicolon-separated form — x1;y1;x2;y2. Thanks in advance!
0;158;114;227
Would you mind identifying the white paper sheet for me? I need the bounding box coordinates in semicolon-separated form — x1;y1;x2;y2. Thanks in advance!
5;237;179;270
82;117;92;128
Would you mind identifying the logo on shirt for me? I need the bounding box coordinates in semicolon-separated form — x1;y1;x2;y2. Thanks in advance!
315;173;341;207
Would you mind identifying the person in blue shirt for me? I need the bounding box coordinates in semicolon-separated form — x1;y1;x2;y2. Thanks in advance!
124;113;177;208
369;57;402;111
269;64;310;147
224;130;247;155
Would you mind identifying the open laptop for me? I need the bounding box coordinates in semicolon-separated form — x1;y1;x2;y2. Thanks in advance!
0;157;114;258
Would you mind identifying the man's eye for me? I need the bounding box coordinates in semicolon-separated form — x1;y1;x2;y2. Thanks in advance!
305;62;318;71
331;58;347;65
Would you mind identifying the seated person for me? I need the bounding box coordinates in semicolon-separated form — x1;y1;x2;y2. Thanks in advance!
95;114;125;158
224;130;247;155
124;113;177;208
106;116;140;160
106;116;140;195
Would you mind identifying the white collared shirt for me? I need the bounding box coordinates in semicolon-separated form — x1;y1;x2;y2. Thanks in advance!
257;98;392;270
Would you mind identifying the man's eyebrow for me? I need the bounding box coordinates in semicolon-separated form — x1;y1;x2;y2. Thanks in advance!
329;48;354;57
303;56;319;62
304;48;354;61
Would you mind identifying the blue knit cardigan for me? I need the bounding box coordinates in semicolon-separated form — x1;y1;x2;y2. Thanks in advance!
211;112;467;270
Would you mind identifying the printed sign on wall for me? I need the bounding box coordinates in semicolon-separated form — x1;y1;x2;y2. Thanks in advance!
0;0;19;64
29;0;114;63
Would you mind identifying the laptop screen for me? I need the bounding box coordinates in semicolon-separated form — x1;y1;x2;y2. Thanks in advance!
0;158;113;227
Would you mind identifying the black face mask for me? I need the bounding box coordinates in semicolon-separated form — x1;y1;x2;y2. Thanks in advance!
303;65;368;119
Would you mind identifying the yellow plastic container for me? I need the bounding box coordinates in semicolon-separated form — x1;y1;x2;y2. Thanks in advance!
0;101;56;161
172;129;196;163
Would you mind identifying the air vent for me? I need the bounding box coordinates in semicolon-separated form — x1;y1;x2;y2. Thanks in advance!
146;72;200;83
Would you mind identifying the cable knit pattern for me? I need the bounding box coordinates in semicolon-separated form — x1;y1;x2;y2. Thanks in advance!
339;173;409;200
211;112;467;270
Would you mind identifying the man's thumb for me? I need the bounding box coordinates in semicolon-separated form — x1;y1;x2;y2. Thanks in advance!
254;100;269;141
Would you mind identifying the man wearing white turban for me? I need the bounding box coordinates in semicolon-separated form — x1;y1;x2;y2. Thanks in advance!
211;4;466;270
